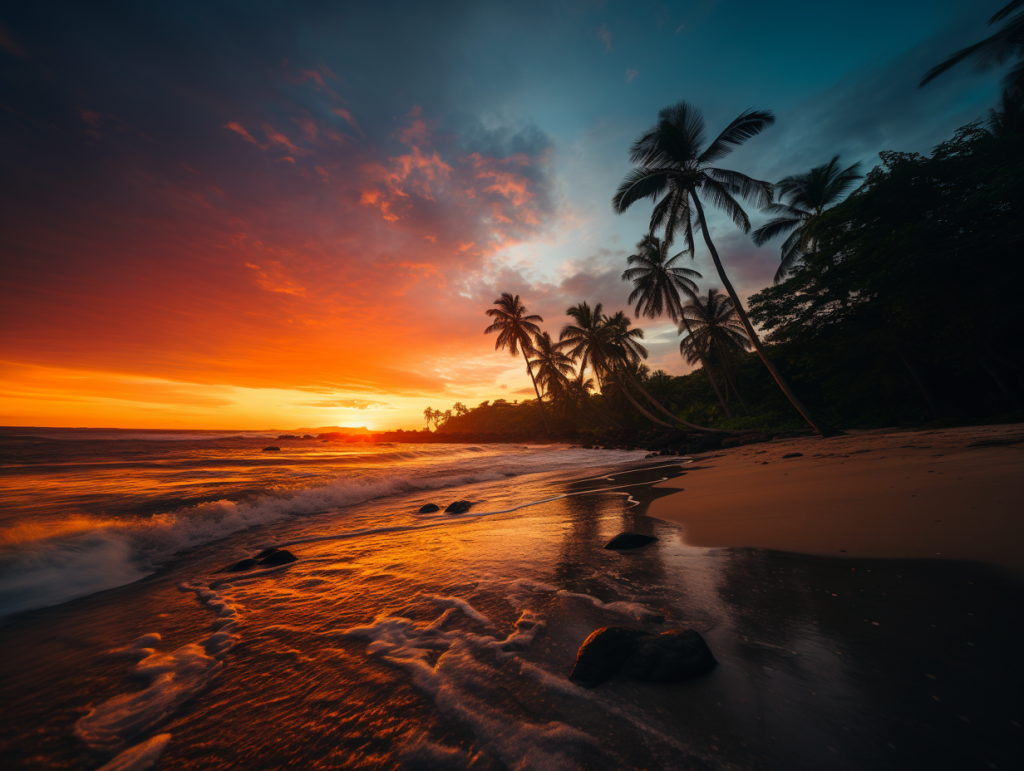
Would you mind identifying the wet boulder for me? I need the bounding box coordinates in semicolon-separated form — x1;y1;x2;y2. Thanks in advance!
262;446;281;452
418;503;440;513
258;549;297;566
569;626;651;685
445;500;473;514
225;558;258;572
604;533;658;550
622;628;717;682
254;547;278;559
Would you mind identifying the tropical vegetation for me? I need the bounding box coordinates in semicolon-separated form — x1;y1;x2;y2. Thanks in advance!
451;81;1022;439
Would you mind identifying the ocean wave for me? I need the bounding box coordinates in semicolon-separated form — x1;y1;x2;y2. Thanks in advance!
0;467;528;620
0;446;649;620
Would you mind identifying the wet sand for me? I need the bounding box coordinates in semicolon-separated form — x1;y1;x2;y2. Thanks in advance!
648;424;1024;575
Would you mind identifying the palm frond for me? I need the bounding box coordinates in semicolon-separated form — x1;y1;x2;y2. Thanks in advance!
699;108;776;165
612;168;671;212
706;167;774;207
699;177;751;232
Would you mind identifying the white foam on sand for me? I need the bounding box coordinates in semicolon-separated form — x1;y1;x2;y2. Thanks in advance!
74;583;242;753
341;596;599;770
555;589;665;623
74;643;222;752
95;733;171;771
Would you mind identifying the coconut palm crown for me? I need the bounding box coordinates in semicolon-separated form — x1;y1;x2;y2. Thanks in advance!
484;292;550;432
752;156;863;284
679;289;750;365
528;332;576;397
622;234;701;321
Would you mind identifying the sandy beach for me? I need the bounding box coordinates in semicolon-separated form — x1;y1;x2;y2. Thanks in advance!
649;423;1024;575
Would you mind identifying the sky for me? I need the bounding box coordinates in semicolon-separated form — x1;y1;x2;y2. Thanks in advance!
0;0;1007;430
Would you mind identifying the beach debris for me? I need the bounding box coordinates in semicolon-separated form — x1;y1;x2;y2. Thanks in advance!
570;626;650;685
261;446;281;452
225;558;258;572
604;532;658;550
782;452;803;458
259;549;297;566
623;628;718;682
418;503;440;513
444;500;473;514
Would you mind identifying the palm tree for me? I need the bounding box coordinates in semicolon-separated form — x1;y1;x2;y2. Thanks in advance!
612;100;834;436
559;303;661;426
484;292;550;433
987;88;1024;135
561;304;721;432
529;332;575;400
752;156;863;283
679;289;752;412
920;1;1024;96
622;233;732;416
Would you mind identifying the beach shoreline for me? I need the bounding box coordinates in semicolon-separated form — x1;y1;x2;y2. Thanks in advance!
646;423;1024;576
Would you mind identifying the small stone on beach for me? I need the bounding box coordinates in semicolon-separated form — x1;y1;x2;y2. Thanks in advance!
445;500;473;514
418;503;440;513
259;549;297;566
604;532;658;550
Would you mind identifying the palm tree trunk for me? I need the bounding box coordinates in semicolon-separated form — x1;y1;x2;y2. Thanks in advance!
579;392;621;428
619;380;674;428
717;349;751;415
622;370;728;434
899;354;940;417
523;349;552;434
679;316;732;418
691;191;836;437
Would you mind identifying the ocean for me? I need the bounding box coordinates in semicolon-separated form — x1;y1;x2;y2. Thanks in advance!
0;428;1019;770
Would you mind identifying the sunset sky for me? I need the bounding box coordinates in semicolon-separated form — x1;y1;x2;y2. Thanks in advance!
0;0;1003;430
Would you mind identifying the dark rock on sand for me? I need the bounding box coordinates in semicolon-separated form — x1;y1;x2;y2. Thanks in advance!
570;626;651;685
225;558;258;572
445;500;472;514
258;549;297;566
254;547;279;559
418;503;440;513
782;452;804;459
262;446;281;452
622;628;718;682
604;532;659;550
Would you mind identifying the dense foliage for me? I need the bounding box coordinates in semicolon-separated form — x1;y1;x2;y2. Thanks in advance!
747;124;1024;425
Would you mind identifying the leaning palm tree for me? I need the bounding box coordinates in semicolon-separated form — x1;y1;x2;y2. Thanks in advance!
623;233;731;416
752;156;863;283
531;336;619;428
529;332;575;401
484;292;550;433
612;100;834;436
680;289;752;412
987;88;1024;135
920;1;1024;96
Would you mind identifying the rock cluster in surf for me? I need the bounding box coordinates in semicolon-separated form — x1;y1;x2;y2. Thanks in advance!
224;547;297;572
570;625;717;686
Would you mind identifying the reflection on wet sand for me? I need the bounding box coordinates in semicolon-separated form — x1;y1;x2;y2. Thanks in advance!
0;460;1020;770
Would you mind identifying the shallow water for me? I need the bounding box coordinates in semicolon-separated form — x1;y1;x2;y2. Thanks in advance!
0;431;1021;770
